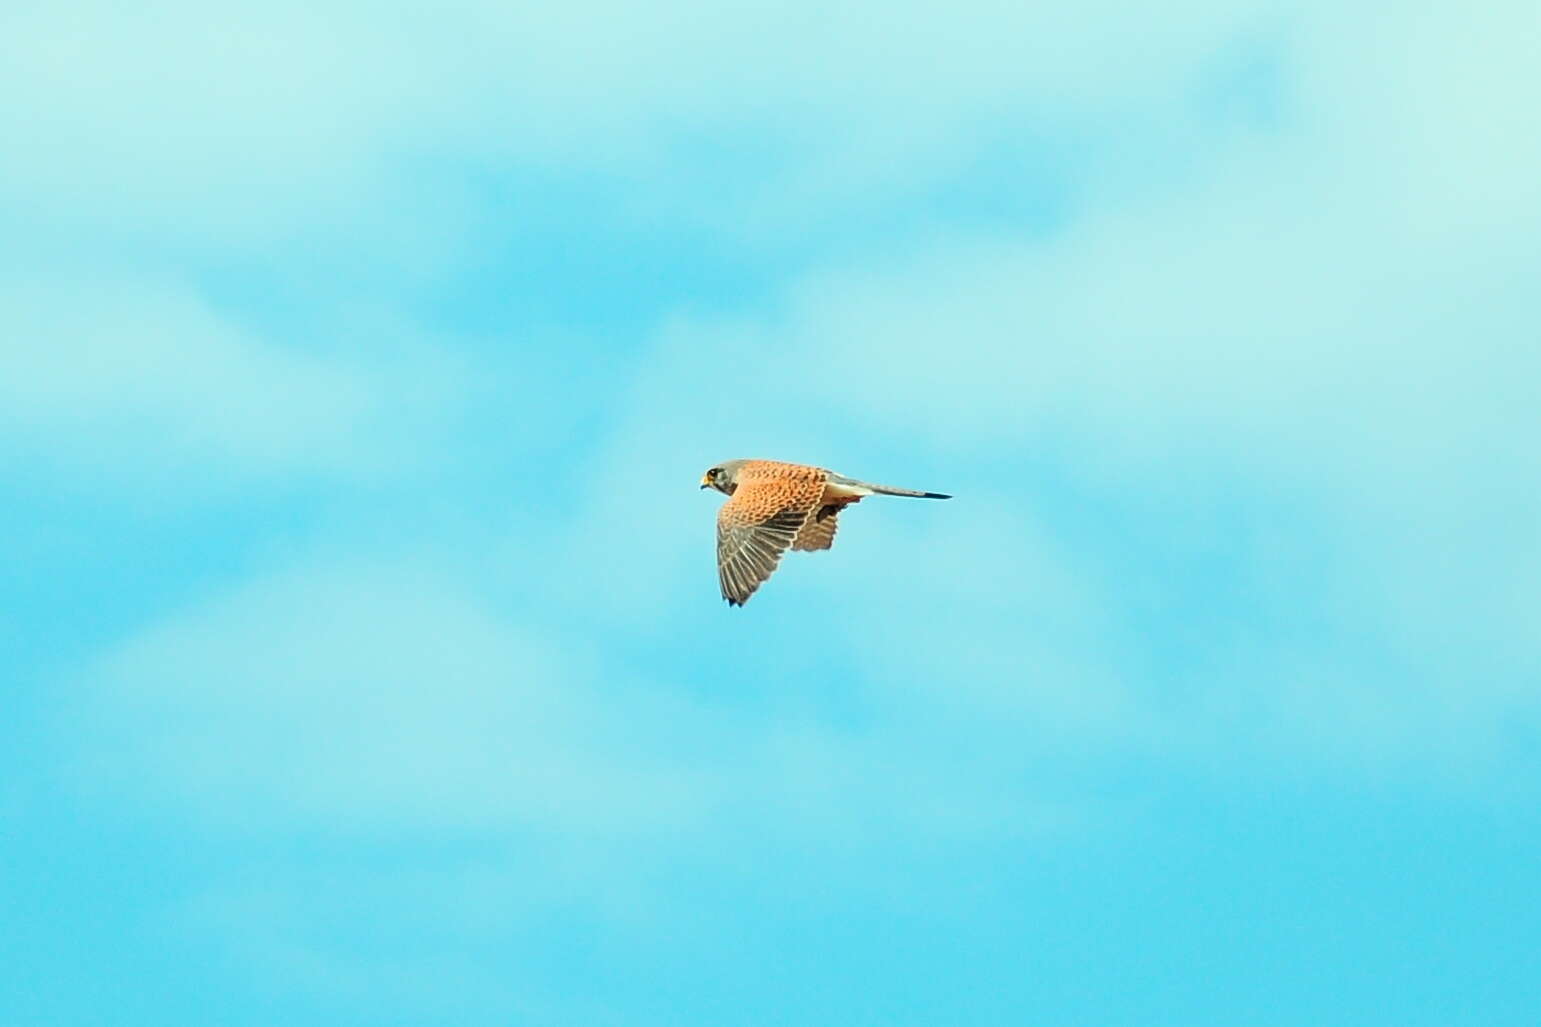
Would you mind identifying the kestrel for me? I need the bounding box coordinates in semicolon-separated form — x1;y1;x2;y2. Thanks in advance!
699;458;951;606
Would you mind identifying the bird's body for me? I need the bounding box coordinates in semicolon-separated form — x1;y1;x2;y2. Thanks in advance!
700;458;950;606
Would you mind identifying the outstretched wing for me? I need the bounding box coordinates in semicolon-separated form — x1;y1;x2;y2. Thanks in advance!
716;477;823;605
793;499;859;551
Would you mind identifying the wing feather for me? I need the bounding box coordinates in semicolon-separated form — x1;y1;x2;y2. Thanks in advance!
715;486;818;605
792;501;853;551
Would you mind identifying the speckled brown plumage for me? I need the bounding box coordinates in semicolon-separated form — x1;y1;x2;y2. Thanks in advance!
791;506;842;552
714;463;826;606
701;458;952;607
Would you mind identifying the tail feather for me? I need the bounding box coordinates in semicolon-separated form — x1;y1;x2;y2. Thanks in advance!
865;482;952;499
826;472;952;500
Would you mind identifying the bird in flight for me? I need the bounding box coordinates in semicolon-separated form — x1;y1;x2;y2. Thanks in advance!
700;458;951;606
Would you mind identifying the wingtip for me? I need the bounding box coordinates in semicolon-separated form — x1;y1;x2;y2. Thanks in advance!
925;492;952;500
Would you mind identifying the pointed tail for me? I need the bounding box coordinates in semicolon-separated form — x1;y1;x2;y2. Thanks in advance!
856;478;949;496
869;484;952;499
827;472;952;499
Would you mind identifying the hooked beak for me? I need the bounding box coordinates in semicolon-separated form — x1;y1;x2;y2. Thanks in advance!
699;474;713;489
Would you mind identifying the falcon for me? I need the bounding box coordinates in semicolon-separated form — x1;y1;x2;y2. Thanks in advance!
700;458;951;606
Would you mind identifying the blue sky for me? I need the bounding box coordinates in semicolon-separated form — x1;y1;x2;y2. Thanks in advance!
4;1;1539;1023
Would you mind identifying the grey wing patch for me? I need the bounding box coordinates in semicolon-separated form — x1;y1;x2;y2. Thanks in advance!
716;506;810;606
792;504;842;551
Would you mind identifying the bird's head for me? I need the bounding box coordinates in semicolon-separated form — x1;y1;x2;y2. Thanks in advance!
699;460;743;495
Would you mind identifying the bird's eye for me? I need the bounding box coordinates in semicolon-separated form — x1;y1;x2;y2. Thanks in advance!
710;468;721;479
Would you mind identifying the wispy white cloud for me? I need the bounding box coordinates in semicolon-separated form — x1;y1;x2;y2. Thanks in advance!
38;0;1541;993
0;274;470;490
72;559;723;833
553;0;1541;769
50;0;1541;813
68;544;1102;1027
25;2;1541;1022
0;4;439;246
0;0;1287;249
71;552;1092;842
